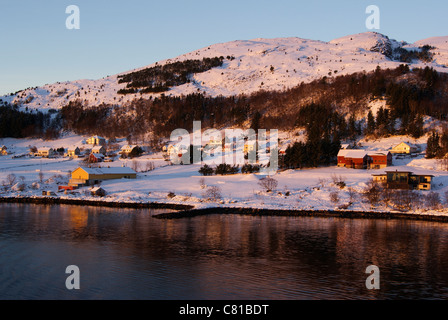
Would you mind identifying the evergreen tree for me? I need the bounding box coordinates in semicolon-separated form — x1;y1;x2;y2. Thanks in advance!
426;131;441;159
366;110;376;136
409;113;424;139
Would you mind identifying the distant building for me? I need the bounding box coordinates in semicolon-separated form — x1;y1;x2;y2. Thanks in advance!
337;150;369;169
1;146;8;156
86;136;106;146
35;147;55;158
67;147;81;158
390;142;418;154
89;153;105;163
91;146;106;155
90;187;106;197
120;145;139;155
69;166;137;187
367;151;393;169
372;170;434;190
338;149;392;169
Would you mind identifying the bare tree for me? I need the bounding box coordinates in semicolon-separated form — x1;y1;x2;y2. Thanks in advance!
131;160;140;172
258;176;278;192
392;189;420;211
380;187;395;208
363;179;382;207
6;174;17;186
199;177;206;189
347;187;357;203
145;161;155;172
331;174;346;189
38;171;44;183
330;191;340;204
203;185;222;201
425;191;441;210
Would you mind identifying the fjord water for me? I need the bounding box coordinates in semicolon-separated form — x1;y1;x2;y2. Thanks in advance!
1;203;448;300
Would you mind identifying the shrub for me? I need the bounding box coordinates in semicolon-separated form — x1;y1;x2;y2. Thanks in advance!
214;163;239;175
425;191;441;210
199;164;214;176
167;192;176;199
392;189;421;211
258;176;278;192
330;191;339;204
331;174;346;189
203;186;222;201
363;179;382;206
241;163;260;174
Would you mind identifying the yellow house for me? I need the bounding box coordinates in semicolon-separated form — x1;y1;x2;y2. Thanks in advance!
69;166;137;187
66;147;81;158
86;136;106;146
243;143;255;154
390;142;418;154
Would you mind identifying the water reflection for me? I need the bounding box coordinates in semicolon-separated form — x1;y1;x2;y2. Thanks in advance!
1;203;448;299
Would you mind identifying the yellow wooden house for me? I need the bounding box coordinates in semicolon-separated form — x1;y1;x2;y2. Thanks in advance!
69;166;137;187
390;142;418;154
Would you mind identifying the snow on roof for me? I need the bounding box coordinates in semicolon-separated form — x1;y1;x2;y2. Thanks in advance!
367;151;391;156
338;149;367;157
90;153;104;158
79;166;136;175
38;147;53;151
121;145;137;150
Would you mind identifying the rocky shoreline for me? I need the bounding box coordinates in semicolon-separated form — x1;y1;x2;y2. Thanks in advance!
0;196;194;211
152;206;448;223
2;196;448;223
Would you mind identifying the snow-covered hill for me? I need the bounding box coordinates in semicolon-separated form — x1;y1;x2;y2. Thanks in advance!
2;32;448;111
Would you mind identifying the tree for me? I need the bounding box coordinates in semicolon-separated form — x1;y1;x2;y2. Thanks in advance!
203;185;222;201
198;164;214;176
250;111;262;132
258;176;278;192
366;110;376;137
426;131;441;159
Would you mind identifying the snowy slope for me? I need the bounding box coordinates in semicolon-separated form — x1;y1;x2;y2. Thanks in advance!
2;32;448;112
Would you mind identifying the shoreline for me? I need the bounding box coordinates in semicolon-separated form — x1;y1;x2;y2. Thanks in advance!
151;206;448;222
0;196;194;211
1;196;448;223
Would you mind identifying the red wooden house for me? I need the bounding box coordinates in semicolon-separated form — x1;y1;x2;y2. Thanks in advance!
338;149;392;170
367;152;392;169
89;153;104;163
337;150;369;169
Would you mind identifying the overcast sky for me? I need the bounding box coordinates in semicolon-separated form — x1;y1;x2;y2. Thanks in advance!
1;0;447;95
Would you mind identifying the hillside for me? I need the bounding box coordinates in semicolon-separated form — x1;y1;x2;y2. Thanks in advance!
1;32;448;112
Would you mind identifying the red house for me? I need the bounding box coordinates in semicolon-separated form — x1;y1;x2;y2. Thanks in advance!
89;153;104;163
367;151;392;169
337;150;368;169
338;149;392;170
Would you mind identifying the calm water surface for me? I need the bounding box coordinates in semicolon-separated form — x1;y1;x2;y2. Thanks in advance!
1;203;448;300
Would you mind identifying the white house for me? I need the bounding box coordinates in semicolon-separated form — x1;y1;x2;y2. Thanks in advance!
120;145;139;155
92;146;106;155
66;147;81;158
35;147;55;158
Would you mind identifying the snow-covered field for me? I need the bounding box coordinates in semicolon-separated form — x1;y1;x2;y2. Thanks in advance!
1;133;448;218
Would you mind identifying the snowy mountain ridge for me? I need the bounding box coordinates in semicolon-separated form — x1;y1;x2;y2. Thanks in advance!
2;32;448;112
